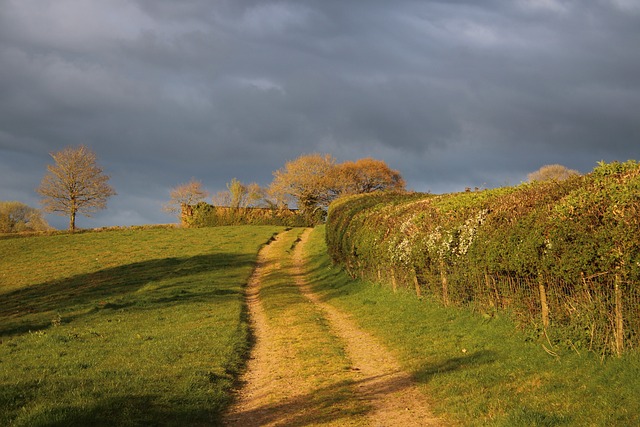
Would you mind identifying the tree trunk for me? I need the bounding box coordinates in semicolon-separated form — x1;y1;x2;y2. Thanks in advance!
485;272;495;308
69;210;76;231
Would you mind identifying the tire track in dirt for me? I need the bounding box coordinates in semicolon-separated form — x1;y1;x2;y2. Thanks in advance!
225;229;361;427
224;228;444;426
292;229;443;427
223;231;305;427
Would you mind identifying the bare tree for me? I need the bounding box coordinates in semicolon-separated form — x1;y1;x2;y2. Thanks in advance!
213;179;265;208
528;164;580;182
164;179;209;219
37;145;116;231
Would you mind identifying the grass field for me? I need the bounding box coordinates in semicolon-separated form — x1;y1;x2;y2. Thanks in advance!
4;224;640;426
305;226;640;426
0;226;282;427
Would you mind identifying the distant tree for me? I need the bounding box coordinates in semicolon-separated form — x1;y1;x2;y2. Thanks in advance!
268;153;407;221
214;178;264;208
37;145;116;231
227;178;246;209
335;157;406;195
528;164;580;182
211;190;232;208
0;201;51;233
165;179;209;219
244;182;265;207
269;153;338;216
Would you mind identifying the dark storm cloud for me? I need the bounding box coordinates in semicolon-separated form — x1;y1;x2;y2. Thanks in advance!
1;0;639;228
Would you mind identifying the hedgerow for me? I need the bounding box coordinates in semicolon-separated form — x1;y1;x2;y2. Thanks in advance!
326;160;640;355
181;203;311;227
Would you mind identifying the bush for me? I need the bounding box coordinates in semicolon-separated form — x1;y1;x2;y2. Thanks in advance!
0;201;51;233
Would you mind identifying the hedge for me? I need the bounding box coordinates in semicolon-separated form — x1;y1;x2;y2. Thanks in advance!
326;160;640;355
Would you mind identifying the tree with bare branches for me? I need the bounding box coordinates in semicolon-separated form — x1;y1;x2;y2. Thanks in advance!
164;179;210;221
37;145;116;231
213;178;265;209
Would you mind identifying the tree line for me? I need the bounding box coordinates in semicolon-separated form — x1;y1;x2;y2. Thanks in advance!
165;153;407;225
0;147;405;232
1;144;579;232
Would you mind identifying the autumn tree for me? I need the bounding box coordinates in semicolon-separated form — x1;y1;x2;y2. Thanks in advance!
528;164;580;182
269;153;338;216
268;153;406;220
335;157;405;195
0;201;50;233
164;179;209;220
37;145;116;231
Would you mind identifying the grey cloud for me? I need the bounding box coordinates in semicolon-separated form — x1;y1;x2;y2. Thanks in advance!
1;0;639;228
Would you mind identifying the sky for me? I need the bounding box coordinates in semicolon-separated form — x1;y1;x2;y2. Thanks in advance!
1;0;639;229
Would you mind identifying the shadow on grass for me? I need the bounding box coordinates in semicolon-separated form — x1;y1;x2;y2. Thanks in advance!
6;394;226;427
413;350;497;383
303;259;367;301
0;253;254;337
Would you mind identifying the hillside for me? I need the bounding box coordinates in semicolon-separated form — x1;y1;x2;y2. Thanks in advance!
0;226;282;426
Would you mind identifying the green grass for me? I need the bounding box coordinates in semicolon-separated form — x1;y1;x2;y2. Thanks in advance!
0;226;283;427
6;224;639;425
305;226;640;426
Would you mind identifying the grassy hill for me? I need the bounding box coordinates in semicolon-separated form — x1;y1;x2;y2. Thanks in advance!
0;226;282;426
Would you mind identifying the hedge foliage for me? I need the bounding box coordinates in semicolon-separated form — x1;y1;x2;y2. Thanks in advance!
326;160;640;355
182;203;313;228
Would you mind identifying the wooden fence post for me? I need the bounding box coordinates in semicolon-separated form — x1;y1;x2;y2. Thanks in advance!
391;270;398;293
440;259;449;306
538;274;550;329
485;272;501;308
615;273;624;356
412;268;422;298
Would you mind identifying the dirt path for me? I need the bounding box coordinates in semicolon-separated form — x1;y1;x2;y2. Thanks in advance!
224;228;443;426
